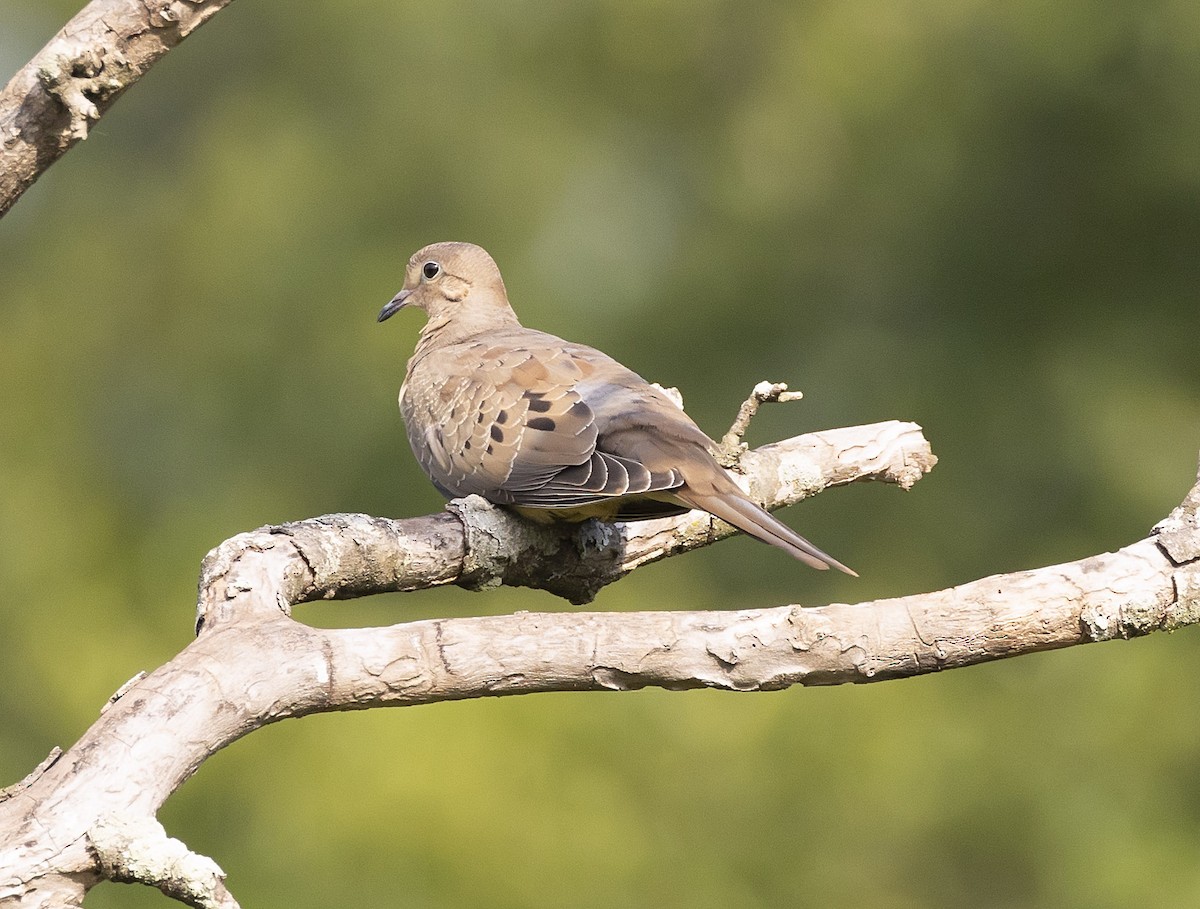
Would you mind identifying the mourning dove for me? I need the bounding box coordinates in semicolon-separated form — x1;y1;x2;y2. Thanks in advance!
378;242;855;575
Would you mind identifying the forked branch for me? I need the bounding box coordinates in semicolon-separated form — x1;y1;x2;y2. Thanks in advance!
2;407;1199;906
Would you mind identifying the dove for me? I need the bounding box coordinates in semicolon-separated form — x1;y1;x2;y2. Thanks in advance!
378;242;855;574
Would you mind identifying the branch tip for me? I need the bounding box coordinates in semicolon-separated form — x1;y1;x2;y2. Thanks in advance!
718;381;803;466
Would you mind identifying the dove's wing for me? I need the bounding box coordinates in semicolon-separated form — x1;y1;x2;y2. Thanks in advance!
401;330;684;509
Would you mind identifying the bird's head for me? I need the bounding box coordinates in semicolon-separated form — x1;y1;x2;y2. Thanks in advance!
378;241;511;324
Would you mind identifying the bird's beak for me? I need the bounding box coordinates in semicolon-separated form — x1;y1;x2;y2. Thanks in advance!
377;289;413;323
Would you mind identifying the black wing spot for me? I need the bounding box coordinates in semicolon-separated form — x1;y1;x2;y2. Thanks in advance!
490;425;504;442
464;440;472;450
496;409;509;424
527;397;552;413
527;417;556;432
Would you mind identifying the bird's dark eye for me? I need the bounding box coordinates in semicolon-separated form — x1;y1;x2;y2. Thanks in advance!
422;261;441;280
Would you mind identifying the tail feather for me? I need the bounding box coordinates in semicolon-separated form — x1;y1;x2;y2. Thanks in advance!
678;487;857;576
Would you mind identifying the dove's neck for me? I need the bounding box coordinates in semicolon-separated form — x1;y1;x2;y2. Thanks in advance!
415;299;522;355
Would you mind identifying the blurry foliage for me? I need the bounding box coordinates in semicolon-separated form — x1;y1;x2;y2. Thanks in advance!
3;0;1200;906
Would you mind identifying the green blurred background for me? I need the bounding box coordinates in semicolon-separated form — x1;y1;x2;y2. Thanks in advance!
3;1;1200;905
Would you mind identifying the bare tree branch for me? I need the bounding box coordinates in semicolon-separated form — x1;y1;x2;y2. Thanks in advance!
2;411;1198;906
0;0;235;218
195;419;932;618
0;417;931;906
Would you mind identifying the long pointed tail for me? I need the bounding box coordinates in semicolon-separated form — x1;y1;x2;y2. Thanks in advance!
678;486;857;576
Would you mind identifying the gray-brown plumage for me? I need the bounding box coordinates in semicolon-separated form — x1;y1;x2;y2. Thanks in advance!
378;241;855;575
